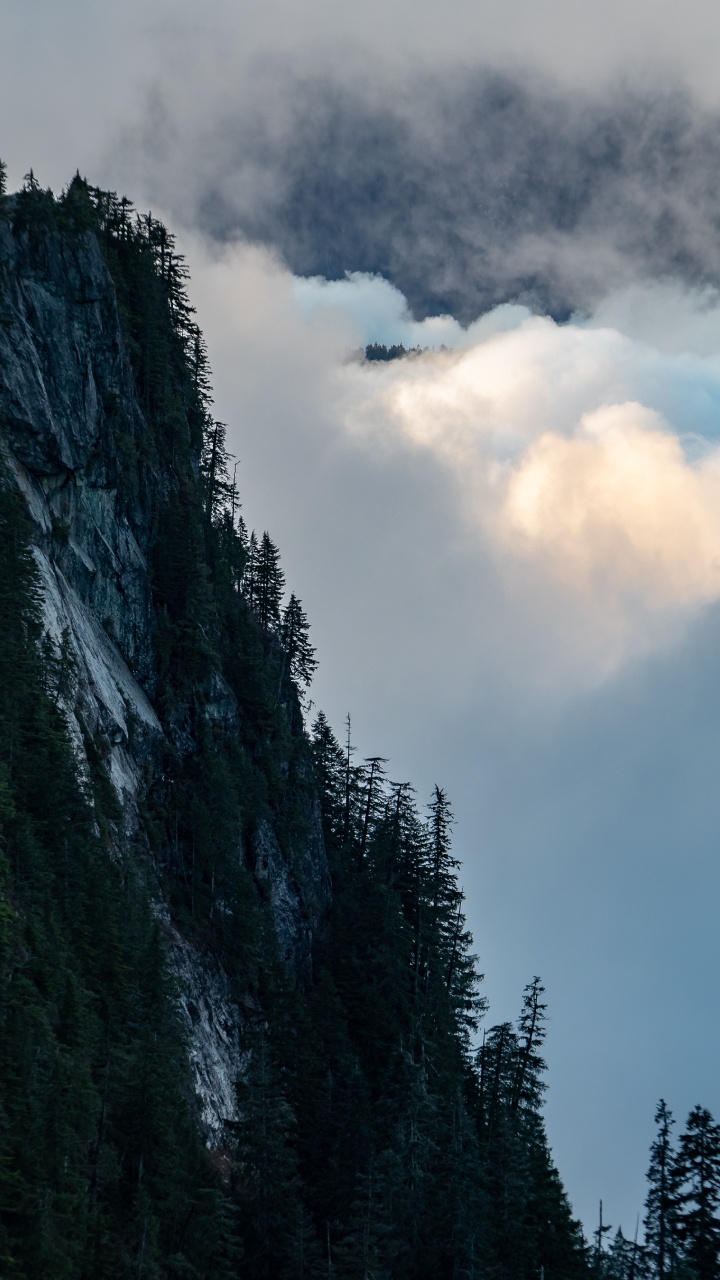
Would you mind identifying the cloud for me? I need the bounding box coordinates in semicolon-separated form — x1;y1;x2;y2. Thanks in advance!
503;403;720;605
112;66;720;326
303;288;720;673
186;239;720;685
294;273;466;350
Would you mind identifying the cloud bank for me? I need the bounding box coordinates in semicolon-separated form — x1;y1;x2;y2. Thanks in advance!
117;68;720;326
324;294;720;672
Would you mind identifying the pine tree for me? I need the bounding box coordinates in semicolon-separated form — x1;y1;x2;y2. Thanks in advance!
201;419;234;527
422;787;482;1039
243;530;260;612
674;1106;720;1280
594;1201;614;1276
333;1160;392;1280
359;757;388;862
644;1100;679;1280
605;1225;649;1279
280;593;318;688
255;532;285;632
311;711;347;847
511;977;548;1114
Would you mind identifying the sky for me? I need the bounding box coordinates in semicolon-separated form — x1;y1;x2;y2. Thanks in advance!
6;0;720;1239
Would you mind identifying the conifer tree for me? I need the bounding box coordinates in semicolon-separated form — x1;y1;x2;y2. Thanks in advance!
422;787;481;1038
311;711;346;845
511;977;548;1114
674;1106;720;1280
201;419;235;527
605;1225;649;1279
280;593;318;688
255;531;285;632
243;530;260;612
359;756;388;862
594;1201;614;1276
341;713;365;851
644;1100;678;1280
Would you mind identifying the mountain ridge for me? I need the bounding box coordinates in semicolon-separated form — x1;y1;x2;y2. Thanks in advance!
0;173;589;1279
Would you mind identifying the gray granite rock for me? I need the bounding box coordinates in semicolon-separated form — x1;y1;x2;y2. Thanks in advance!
0;209;330;1150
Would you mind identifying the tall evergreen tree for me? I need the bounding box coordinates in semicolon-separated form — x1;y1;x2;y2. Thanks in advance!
280;593;318;688
255;531;285;632
201;419;234;527
242;530;260;613
674;1106;720;1280
311;711;346;847
645;1100;679;1280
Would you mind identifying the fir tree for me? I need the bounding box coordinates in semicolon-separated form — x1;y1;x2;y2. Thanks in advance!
201;419;234;527
242;530;260;612
644;1100;679;1280
605;1225;649;1279
674;1106;720;1280
311;711;346;847
511;976;548;1114
280;592;318;688
255;531;285;632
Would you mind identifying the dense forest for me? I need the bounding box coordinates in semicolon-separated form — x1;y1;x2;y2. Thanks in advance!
0;167;719;1279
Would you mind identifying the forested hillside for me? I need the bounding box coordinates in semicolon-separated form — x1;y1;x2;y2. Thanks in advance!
0;167;592;1278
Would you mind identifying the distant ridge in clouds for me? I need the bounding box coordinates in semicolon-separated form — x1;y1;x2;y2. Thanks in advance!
122;69;720;322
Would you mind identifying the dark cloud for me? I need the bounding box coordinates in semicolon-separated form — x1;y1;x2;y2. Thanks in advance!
123;70;720;321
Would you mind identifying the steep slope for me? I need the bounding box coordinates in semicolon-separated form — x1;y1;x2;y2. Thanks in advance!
0;178;328;1140
0;175;590;1280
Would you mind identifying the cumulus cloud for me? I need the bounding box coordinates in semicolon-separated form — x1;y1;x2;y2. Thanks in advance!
503;403;720;605
187;239;720;679
306;287;720;670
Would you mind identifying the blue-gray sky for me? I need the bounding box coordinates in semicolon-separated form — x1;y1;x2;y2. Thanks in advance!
5;0;720;1240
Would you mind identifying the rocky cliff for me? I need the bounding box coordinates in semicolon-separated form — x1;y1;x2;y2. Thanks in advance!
0;182;330;1145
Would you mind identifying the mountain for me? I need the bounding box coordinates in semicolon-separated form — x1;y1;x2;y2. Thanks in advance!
0;173;589;1278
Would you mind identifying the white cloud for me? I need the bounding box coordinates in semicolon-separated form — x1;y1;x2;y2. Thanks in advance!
188;245;720;683
319;299;720;671
503;402;720;605
294;272;466;350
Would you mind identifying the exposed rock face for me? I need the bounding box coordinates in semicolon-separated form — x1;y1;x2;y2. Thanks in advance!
166;920;246;1140
0;218;162;812
0;207;329;1145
